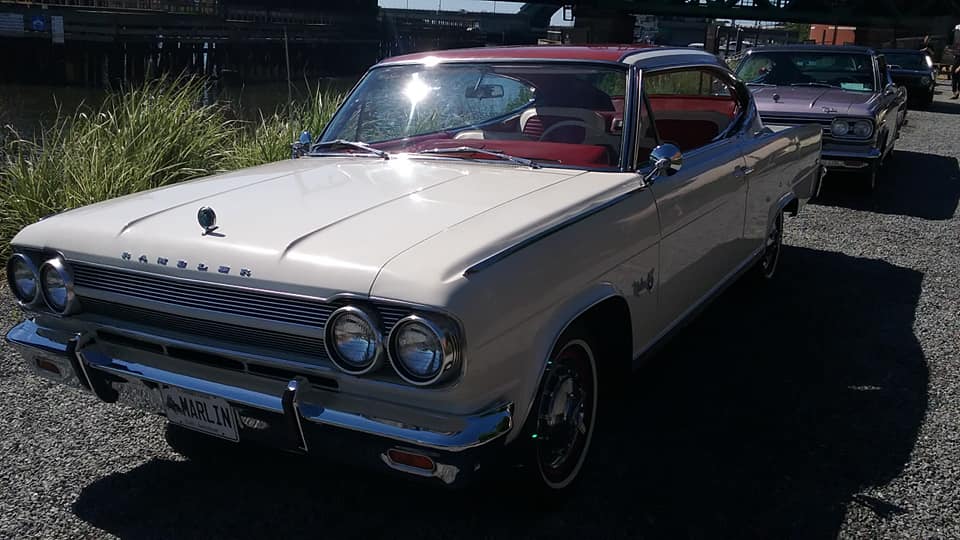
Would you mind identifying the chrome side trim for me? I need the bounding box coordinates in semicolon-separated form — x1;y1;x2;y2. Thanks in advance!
463;189;641;276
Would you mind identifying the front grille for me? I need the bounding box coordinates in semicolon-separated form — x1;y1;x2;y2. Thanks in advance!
71;262;408;332
70;263;416;371
82;298;329;361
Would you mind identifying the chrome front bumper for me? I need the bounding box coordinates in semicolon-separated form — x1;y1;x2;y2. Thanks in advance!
6;320;513;486
821;146;882;170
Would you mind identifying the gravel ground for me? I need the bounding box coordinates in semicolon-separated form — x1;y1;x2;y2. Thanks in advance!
1;86;958;540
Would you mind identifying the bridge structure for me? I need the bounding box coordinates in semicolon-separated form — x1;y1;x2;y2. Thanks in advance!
380;6;555;56
0;0;384;86
534;0;960;28
0;0;558;86
1;0;958;88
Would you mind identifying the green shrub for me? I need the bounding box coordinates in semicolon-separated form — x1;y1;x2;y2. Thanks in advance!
0;76;345;258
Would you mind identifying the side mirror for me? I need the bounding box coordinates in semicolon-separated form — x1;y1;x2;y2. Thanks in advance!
291;131;312;159
643;143;683;183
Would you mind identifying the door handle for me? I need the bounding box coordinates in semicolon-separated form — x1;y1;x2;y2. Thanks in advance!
734;166;755;179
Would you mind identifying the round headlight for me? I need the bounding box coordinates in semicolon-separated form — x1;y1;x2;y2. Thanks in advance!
325;306;383;374
921;76;931;86
6;254;39;304
389;315;459;386
39;258;76;314
852;120;873;138
831;119;850;137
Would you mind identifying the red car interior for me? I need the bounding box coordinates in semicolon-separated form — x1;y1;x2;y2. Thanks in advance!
647;95;739;151
361;92;737;167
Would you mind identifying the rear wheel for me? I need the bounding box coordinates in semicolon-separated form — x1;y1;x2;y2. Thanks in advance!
516;328;599;494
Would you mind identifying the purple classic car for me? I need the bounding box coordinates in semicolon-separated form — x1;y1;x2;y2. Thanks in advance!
737;45;907;192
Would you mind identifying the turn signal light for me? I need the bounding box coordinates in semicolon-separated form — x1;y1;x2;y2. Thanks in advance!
387;449;436;472
35;358;61;375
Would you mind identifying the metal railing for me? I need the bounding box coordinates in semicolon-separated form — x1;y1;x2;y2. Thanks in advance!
0;0;219;15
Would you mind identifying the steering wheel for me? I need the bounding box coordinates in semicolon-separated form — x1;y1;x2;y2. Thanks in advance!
538;120;605;144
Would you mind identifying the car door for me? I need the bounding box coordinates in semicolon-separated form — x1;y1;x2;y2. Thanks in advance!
642;67;750;327
875;55;903;146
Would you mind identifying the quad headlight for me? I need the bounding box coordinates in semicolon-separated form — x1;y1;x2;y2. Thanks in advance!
38;258;77;315
851;120;874;138
388;315;460;386
325;306;384;375
6;254;39;305
831;118;873;139
321;304;464;385
831;119;850;136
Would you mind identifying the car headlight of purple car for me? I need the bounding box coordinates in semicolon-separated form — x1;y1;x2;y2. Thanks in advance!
831;118;873;139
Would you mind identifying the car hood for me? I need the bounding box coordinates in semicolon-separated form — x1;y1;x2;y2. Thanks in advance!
13;157;583;298
890;69;933;79
750;85;879;115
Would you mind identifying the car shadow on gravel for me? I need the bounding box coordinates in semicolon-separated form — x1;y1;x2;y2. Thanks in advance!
813;150;960;221
71;246;927;540
926;99;960;115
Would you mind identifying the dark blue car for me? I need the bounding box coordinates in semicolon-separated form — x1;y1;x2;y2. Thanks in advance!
879;49;937;107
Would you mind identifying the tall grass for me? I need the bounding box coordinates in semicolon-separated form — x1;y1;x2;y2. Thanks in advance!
0;76;345;258
227;84;345;169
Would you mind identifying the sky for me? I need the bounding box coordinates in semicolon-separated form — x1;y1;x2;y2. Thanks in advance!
378;0;572;26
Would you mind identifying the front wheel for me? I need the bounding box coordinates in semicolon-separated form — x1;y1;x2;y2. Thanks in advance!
517;329;599;494
752;209;784;281
862;164;879;193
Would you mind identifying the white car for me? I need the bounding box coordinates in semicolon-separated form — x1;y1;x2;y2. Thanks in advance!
6;44;822;492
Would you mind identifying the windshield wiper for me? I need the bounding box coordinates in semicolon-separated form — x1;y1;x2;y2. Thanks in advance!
308;139;390;160
416;146;541;169
790;82;839;88
746;82;776;87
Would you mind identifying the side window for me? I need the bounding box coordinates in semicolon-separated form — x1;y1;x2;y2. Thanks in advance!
877;56;891;87
643;68;740;152
635;92;659;168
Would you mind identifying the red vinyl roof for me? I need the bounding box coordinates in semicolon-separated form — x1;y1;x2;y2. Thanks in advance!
380;44;658;65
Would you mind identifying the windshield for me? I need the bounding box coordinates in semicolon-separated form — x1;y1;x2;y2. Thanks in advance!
320;63;628;169
884;52;932;70
737;51;876;92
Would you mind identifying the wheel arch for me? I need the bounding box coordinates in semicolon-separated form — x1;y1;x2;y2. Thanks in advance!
510;284;633;443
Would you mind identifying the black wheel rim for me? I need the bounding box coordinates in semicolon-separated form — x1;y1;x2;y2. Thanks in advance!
535;341;596;488
760;212;782;278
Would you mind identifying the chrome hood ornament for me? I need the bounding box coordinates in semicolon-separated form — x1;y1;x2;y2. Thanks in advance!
197;206;218;235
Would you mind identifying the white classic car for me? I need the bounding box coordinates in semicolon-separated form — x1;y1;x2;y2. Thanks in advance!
6;45;823;492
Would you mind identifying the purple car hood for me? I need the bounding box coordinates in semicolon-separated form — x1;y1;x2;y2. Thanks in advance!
751;86;879;115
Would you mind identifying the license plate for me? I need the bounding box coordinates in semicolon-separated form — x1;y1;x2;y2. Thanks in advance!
162;386;239;442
